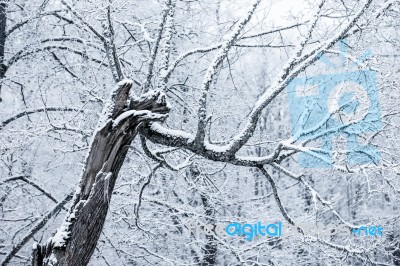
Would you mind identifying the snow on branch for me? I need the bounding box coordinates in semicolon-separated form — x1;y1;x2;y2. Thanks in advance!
112;110;167;128
157;0;176;91
7;45;108;68
1;192;73;265
295;0;326;58
216;0;374;156
164;44;221;82
0;107;84;130
6;10;68;37
195;0;261;145
258;166;297;227
143;0;174;92
97;79;133;126
59;0;106;43
2;176;67;210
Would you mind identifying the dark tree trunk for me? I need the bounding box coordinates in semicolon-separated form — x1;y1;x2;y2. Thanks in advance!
200;194;217;266
0;1;7;101
0;1;6;65
31;80;169;266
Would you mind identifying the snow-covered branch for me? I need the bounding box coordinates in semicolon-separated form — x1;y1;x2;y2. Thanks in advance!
195;0;261;145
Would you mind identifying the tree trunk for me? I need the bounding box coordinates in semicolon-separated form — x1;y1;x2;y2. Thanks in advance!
188;165;217;266
31;80;169;266
0;1;6;67
200;194;217;266
0;1;7;101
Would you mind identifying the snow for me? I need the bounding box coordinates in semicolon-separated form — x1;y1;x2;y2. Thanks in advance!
117;79;133;87
174;155;194;170
98;80;133;127
135;22;155;42
113;110;142;126
48;253;58;265
235;154;273;163
149;123;195;143
204;141;230;153
51;221;72;248
113;110;167;127
50;202;81;248
133;89;163;101
2;1;398;265
166;44;221;79
158;5;175;90
104;172;112;204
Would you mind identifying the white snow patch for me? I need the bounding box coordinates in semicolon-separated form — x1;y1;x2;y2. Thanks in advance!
117;79;133;87
133;89;162;101
150;123;195;143
97;80;133;126
204;142;230;153
134;22;155;42
51;221;71;248
48;253;58;265
113;110;167;127
50;203;81;248
104;172;112;204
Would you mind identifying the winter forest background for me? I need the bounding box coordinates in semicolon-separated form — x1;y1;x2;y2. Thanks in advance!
0;0;400;265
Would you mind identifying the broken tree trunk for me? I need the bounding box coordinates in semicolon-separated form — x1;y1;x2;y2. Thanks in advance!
31;79;169;266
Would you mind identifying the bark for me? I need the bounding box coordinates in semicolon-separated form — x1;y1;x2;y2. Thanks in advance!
0;1;6;67
189;166;217;266
0;1;7;101
200;194;217;266
31;80;169;266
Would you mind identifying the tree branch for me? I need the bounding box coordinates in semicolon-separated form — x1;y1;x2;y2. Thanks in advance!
0;107;84;130
195;0;261;145
2;176;67;211
143;0;174;92
1;192;73;266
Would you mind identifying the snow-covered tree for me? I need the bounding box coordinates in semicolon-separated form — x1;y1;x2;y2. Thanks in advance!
1;0;399;265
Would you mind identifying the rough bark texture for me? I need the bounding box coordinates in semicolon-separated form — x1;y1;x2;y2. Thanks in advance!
0;1;7;101
200;194;217;266
31;80;169;266
190;166;217;266
0;2;6;65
